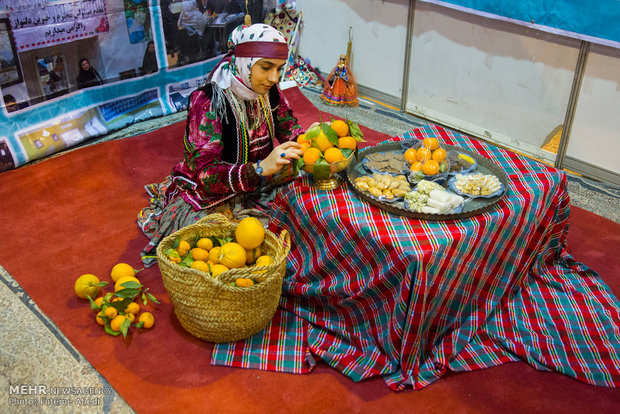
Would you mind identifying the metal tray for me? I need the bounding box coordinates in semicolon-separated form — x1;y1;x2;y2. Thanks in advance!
345;141;509;220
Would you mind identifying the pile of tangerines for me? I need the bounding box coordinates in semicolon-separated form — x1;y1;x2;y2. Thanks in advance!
404;137;449;176
73;263;158;338
296;119;364;167
163;217;274;288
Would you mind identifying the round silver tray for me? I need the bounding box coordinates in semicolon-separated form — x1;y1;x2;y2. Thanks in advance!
345;141;509;220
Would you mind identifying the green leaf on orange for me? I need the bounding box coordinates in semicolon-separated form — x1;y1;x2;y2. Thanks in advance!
348;121;365;141
341;148;354;159
215;236;233;246
88;295;99;311
120;318;131;338
312;157;331;180
296;156;306;169
305;125;320;140
179;253;194;268
109;297;132;312
321;123;339;145
104;323;121;336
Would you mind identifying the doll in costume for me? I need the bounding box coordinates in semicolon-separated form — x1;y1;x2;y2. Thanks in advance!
321;54;358;107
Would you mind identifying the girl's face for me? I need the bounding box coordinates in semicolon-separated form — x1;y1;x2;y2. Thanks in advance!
250;58;286;95
81;60;90;71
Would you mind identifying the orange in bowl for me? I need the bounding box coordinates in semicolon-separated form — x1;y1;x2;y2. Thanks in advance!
422;160;440;175
432;148;447;162
416;147;431;162
324;147;344;164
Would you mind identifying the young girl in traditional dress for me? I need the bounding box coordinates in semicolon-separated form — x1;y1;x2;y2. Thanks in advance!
137;24;304;266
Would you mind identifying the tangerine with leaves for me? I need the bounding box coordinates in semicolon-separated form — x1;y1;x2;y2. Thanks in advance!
176;240;191;256
303;147;321;165
74;274;102;300
338;136;357;150
330;119;349;137
138;312;155;329
104;306;118;319
125;302;140;315
114;275;140;292
95;312;105;326
324;147;344;164
110;315;129;332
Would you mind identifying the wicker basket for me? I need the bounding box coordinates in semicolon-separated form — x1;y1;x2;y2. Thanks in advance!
156;213;291;343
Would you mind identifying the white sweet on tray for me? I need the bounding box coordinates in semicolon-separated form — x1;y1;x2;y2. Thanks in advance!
453;172;502;196
404;180;465;214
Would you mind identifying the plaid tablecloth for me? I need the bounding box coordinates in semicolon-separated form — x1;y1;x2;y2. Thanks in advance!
212;124;620;390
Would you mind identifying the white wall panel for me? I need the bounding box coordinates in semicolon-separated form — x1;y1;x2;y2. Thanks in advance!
295;0;408;99
406;3;580;162
567;44;620;176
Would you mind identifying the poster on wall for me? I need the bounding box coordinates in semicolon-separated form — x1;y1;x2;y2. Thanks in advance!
124;0;152;43
0;19;23;87
0;0;265;173
0;0;110;51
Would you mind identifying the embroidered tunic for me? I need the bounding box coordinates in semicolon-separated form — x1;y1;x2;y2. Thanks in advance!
165;83;302;211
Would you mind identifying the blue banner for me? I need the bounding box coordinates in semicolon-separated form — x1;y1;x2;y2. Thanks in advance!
421;0;620;47
0;0;252;172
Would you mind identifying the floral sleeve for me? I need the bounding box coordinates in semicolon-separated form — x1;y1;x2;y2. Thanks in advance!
169;90;261;209
273;87;303;143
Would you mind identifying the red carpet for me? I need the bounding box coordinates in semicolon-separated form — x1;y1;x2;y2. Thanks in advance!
0;87;618;413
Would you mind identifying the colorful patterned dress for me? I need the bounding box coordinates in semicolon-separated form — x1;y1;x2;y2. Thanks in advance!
321;55;359;107
137;83;302;266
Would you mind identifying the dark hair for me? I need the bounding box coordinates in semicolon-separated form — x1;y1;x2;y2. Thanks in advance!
3;94;16;104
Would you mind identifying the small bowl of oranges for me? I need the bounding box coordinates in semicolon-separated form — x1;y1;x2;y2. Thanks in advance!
403;137;450;184
297;119;364;190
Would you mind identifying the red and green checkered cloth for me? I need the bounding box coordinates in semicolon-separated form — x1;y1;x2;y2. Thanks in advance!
212;124;620;390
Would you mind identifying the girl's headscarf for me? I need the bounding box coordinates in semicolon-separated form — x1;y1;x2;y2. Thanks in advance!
209;24;288;101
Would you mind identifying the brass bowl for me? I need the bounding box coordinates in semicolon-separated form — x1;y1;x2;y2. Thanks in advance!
302;151;355;190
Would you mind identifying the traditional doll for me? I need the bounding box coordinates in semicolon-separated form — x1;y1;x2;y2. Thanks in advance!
321;54;358;107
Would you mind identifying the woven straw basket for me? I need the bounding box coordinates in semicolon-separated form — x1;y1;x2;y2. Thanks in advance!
156;213;291;343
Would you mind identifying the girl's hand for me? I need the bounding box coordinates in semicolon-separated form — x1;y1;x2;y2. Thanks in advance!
257;141;304;176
